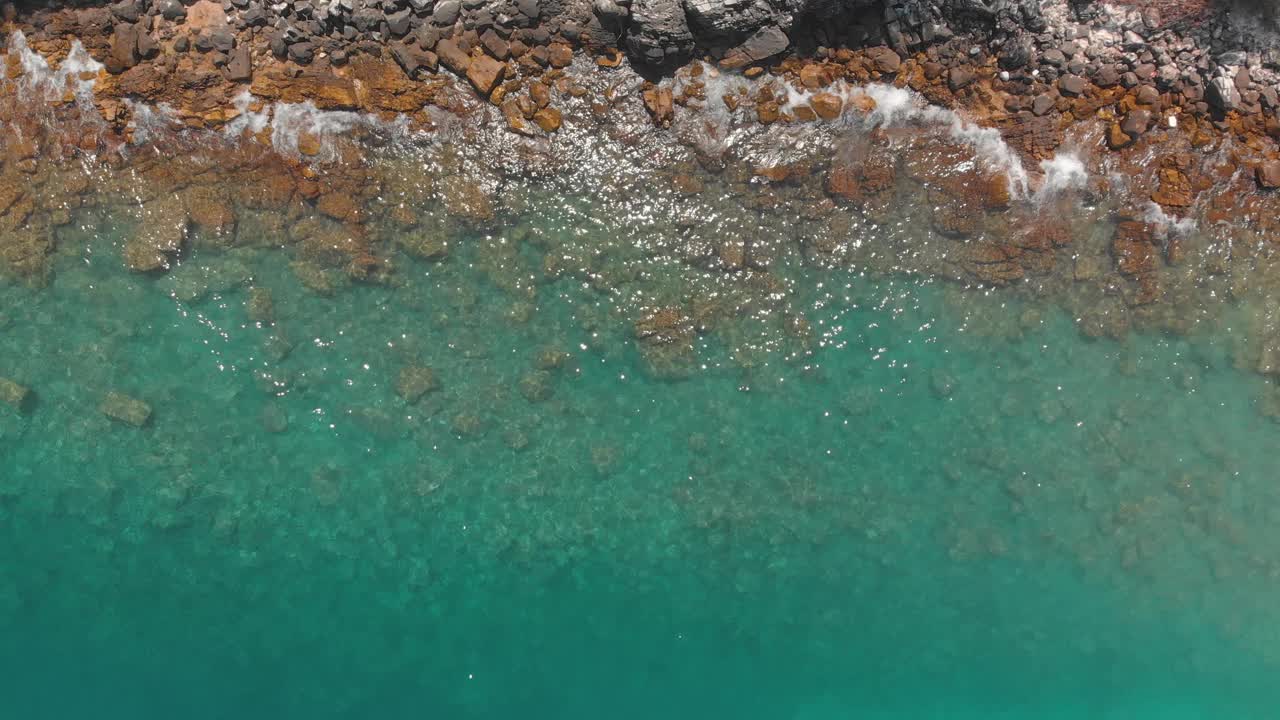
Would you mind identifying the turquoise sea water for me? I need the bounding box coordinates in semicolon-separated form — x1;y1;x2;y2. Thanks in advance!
3;198;1280;719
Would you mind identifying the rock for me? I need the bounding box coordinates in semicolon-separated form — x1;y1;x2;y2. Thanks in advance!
719;25;789;70
391;41;437;77
466;54;506;96
1257;161;1280;189
548;42;573;68
108;23;140;73
225;43;252;81
1031;94;1055;116
1058;74;1087;96
1207;76;1239;112
809;92;842;120
247;287;275;323
436;38;471;74
158;0;187;22
865;46;901;74
397;365;440;403
1112;220;1157;277
626;0;694;66
288;41;316;64
433;0;461;25
1120;109;1151;137
1107;122;1133;150
518;370;554;402
125;198;188;273
1135;84;1160;106
0;378;31;414
480;28;509;60
386;9;412;36
642;85;674;127
532;106;561;132
101;391;152;427
948;66;975;91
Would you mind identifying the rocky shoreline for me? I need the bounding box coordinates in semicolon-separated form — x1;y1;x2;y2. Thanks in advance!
4;0;1280;160
10;1;1280;386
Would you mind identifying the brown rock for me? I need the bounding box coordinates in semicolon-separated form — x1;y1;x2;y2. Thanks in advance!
865;46;901;74
948;66;975;91
810;92;842;120
1107;122;1133;150
466;54;506;97
435;39;471;75
799;63;828;89
480;29;510;60
1151;167;1193;208
548;42;573;68
1258;161;1280;189
532;106;562;132
1112;220;1157;277
225;42;252;82
643;85;675;127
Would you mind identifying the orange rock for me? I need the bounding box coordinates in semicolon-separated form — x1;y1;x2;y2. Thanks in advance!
799;63;828;89
548;43;573;69
810;92;842;120
466;54;506;97
532;107;562;132
1151;167;1193;207
756;100;780;124
1107;122;1133;150
642;85;674;127
296;131;323;157
1112;220;1158;277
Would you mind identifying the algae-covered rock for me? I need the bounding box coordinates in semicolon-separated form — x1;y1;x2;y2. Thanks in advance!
397;365;440;403
101;391;152;427
124;196;189;273
0;378;33;414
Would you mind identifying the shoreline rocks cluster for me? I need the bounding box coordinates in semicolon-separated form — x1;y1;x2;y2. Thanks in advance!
3;0;1280;176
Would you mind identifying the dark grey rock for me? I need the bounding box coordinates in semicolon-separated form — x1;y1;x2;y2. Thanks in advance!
158;0;187;21
288;40;316;63
1058;73;1086;95
432;0;460;25
387;8;412;35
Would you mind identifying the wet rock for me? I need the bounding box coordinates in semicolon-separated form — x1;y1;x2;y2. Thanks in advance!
125;197;189;273
642;84;675;127
809;92;842;120
466;54;506;96
397;365;440;403
518;370;554;402
0;378;32;414
247;287;275;323
1257;161;1280;190
532;106;562;132
1121;109;1151;138
1031;94;1054;116
948;66;975;91
1112;220;1157;277
1107;122;1133;150
262;402;289;433
101;391;152;427
634;306;692;345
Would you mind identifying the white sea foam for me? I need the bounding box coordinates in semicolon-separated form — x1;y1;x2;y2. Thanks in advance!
126;100;179;145
1142;201;1198;238
4;30;103;106
1036;152;1089;197
222;91;272;138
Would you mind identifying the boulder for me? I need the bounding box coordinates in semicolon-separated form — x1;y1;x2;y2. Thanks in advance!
101;391;152;427
1257;161;1280;189
397;365;440;403
466;54;506;96
0;378;31;414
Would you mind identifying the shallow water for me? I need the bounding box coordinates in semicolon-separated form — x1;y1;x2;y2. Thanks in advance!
4;37;1280;717
3;187;1280;718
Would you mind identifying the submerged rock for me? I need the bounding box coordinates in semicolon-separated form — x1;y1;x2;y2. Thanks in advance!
397;365;441;403
0;378;32;414
100;391;152;427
